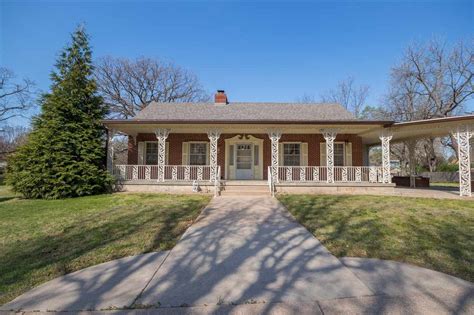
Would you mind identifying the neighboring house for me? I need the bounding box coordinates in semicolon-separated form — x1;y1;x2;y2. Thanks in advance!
103;90;474;197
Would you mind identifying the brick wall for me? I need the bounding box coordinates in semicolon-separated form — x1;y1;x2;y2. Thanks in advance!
128;133;364;179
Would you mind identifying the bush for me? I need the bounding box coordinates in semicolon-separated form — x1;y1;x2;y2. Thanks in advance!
437;163;459;172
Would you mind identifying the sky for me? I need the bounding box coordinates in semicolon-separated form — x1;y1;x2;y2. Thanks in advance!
1;0;473;126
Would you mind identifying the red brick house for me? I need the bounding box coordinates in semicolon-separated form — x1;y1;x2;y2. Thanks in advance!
103;90;474;197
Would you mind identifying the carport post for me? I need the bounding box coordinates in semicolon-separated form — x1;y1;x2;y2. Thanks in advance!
379;132;393;184
454;125;473;197
406;139;417;188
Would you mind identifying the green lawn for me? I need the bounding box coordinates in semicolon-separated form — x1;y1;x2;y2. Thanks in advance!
0;190;210;305
279;194;474;282
430;182;459;188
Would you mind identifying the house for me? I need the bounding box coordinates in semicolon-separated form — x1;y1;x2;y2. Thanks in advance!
103;90;474;197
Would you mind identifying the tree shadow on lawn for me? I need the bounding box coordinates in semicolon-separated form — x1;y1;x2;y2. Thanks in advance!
281;195;473;282
0;197;205;305
281;195;386;257
0;196;17;203
2;195;473;314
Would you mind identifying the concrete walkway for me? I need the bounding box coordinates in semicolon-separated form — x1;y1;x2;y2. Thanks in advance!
2;196;473;314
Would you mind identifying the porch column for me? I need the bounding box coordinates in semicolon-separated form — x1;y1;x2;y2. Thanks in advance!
155;129;170;182
406;139;417;187
106;129;115;173
268;130;282;184
454;125;472;197
380;132;393;184
207;129;221;182
322;129;338;183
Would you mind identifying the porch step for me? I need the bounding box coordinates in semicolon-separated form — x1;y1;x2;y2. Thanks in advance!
219;183;270;196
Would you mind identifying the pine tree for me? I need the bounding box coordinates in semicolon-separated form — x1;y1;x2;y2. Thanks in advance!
6;26;113;199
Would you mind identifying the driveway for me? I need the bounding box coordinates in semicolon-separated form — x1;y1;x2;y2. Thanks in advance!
2;196;473;314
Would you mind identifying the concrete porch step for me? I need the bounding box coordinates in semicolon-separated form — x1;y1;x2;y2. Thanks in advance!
219;183;271;196
220;180;268;186
220;191;271;196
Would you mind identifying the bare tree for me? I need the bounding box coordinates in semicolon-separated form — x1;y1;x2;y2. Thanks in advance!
399;39;473;118
320;76;370;118
0;125;29;160
94;56;210;118
0;68;35;122
385;39;474;161
295;93;317;103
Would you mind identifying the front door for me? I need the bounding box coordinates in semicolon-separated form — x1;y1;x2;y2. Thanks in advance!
235;143;253;180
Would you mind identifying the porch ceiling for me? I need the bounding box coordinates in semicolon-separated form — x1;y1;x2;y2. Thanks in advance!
359;115;474;145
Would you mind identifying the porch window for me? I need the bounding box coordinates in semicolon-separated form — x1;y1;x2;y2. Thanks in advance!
283;143;300;166
189;143;207;165
145;143;158;165
334;143;345;166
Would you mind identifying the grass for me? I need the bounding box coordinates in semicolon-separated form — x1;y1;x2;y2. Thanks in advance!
278;194;474;282
430;182;459;188
0;190;211;305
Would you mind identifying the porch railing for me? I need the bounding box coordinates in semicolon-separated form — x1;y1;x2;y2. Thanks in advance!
113;165;216;182
275;166;384;183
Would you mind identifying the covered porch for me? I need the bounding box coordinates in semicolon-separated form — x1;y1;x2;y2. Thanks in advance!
104;121;392;195
103;116;474;197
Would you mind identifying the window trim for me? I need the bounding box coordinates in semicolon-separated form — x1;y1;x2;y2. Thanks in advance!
333;141;345;166
188;141;209;166
144;141;169;165
282;142;302;166
144;141;158;165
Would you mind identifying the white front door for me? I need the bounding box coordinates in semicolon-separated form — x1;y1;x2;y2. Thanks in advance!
235;143;253;180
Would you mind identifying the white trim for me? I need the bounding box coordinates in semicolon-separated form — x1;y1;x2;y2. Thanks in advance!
143;141;157;165
235;143;254;180
334;141;346;166
187;141;209;166
225;135;264;180
281;142;303;166
142;141;169;165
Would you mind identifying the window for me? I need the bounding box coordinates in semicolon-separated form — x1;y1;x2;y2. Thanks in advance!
145;142;158;165
334;143;345;166
236;144;252;169
189;143;207;165
283;143;300;166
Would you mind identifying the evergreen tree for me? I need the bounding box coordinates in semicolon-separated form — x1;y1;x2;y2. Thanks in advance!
7;26;113;199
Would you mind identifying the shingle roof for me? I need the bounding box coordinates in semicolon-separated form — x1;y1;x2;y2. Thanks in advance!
133;102;358;122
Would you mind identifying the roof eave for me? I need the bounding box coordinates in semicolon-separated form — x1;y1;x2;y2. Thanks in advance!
102;119;394;126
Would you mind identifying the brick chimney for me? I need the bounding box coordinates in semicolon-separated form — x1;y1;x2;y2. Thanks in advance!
214;90;228;105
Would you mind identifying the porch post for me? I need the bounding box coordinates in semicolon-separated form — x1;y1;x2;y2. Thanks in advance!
155;129;170;182
106;129;115;173
454;125;472;197
406;139;417;187
322;129;338;183
379;132;393;184
268;130;282;184
207;129;221;182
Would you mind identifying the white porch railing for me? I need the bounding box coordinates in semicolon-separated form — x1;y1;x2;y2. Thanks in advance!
113;165;216;182
275;166;384;183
